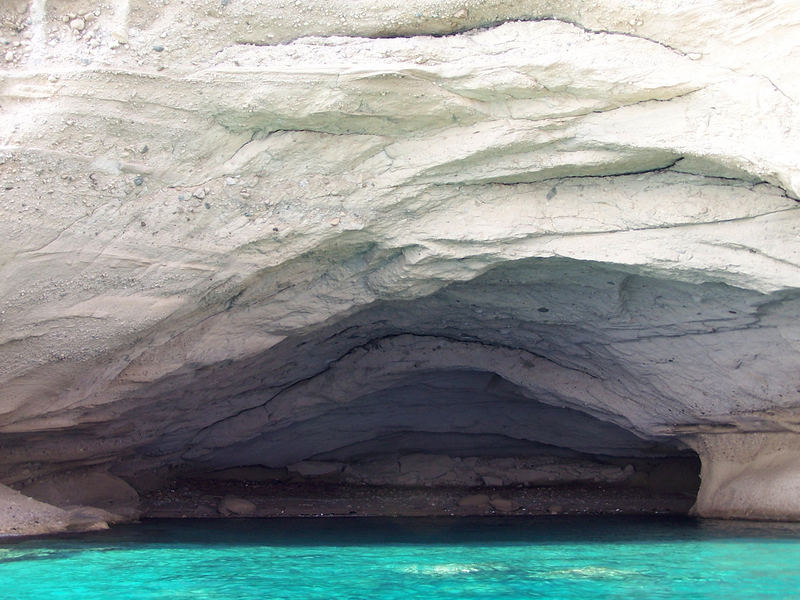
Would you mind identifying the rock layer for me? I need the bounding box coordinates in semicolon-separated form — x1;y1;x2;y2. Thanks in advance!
1;0;800;532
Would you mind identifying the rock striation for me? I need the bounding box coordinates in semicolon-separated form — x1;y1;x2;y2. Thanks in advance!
1;0;799;533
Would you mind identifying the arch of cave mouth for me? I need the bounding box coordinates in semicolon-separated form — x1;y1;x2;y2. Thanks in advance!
7;258;720;521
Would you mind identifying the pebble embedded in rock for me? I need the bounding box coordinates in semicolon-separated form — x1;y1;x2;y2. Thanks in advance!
152;44;164;52
490;497;515;512
482;475;503;487
133;175;144;186
70;18;86;32
458;494;490;508
218;495;256;516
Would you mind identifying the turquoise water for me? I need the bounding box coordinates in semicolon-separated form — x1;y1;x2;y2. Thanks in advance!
2;517;800;599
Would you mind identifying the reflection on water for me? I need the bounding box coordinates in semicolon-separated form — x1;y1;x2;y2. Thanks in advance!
1;516;800;600
544;566;639;579
399;562;510;576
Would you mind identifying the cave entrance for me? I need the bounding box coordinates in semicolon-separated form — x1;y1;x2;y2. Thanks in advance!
7;257;722;521
150;368;700;518
125;257;723;518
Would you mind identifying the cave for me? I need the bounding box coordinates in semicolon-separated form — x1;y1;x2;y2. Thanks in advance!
16;254;800;527
1;0;800;536
142;257;712;504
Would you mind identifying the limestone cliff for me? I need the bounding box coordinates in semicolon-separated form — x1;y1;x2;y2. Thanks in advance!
1;0;799;532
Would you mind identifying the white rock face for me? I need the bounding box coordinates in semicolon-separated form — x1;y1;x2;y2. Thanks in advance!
0;483;112;536
689;433;800;520
1;0;800;529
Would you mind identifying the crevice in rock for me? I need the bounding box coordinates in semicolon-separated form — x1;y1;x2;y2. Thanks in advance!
236;16;689;58
424;158;798;202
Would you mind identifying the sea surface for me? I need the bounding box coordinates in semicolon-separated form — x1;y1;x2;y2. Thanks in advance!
1;516;800;599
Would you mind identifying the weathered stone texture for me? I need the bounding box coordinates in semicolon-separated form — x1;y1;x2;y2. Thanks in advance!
1;0;799;531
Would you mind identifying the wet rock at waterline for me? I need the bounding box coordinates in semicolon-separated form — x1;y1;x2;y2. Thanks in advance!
1;0;800;534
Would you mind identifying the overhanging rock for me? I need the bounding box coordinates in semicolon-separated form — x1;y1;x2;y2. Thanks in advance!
1;0;799;531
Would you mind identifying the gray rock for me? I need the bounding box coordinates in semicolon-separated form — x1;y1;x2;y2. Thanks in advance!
481;475;504;487
288;461;344;477
218;495;257;516
458;494;490;508
489;497;516;512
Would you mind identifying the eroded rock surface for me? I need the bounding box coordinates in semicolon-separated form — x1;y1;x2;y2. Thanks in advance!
1;0;799;532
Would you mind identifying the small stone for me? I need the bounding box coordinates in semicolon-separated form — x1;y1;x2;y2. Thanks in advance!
139;144;149;154
4;51;13;62
458;494;490;508
490;497;515;512
70;18;86;32
192;188;206;199
481;475;503;487
225;177;237;186
152;44;164;52
133;175;144;186
329;217;340;226
219;495;256;516
454;8;467;19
